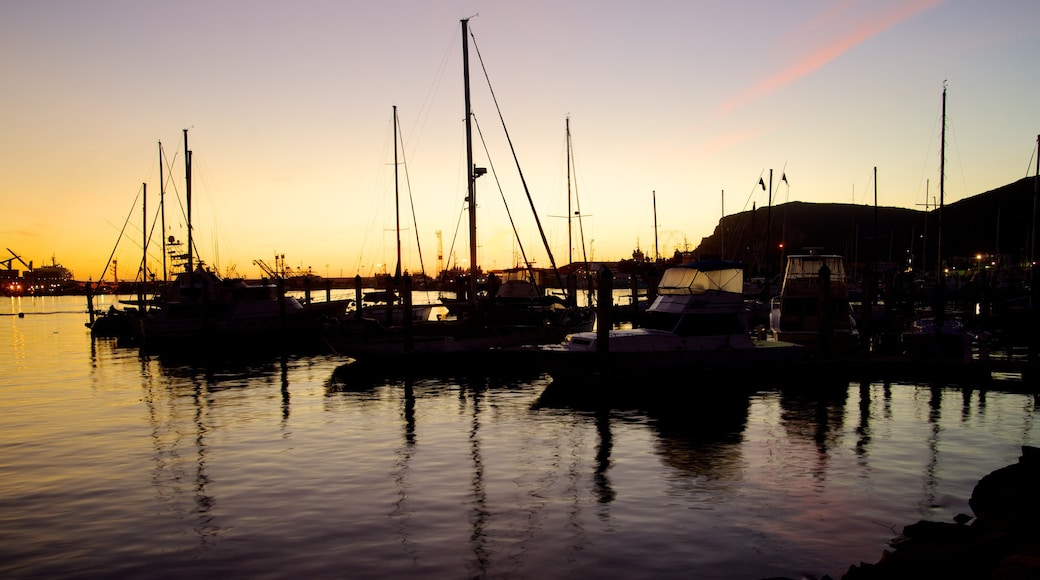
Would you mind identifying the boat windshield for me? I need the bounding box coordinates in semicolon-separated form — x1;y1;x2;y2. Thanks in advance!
658;266;743;295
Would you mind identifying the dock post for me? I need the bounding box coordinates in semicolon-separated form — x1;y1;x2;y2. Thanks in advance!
86;282;95;327
354;275;363;320
860;266;874;352
630;273;639;322
566;273;578;308
303;276;311;306
597;266;612;361
277;277;287;330
325;278;332;303
402;273;413;353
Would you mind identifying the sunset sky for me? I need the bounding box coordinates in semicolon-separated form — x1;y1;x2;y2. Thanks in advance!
2;0;1038;282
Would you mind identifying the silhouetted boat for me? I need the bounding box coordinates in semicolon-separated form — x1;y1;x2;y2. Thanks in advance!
123;130;351;351
530;260;805;382
326;19;593;360
769;252;860;354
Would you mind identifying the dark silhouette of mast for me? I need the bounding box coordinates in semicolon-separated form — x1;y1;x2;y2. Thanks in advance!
393;105;402;282
462;18;479;305
184;129;193;276
159;141;167;282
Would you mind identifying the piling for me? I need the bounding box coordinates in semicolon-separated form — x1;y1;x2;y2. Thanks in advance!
402;274;413;353
597;266;612;361
86;282;95;327
277;277;287;330
354;275;363;320
630;274;639;320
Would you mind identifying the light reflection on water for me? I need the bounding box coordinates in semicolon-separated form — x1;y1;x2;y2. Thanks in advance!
1;297;1038;579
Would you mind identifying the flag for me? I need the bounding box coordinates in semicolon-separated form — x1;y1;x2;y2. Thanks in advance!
781;173;788;184
758;177;766;190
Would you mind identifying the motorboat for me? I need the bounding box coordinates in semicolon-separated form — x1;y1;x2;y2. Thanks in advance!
532;260;805;380
769;252;860;354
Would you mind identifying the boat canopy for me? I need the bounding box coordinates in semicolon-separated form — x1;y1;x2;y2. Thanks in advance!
658;261;744;295
782;255;847;281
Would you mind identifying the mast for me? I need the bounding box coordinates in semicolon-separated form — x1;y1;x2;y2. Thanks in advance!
937;84;946;289
184;129;193;275
934;83;947;330
566;117;573;266
462;18;479;304
140;182;146;306
652;190;659;261
393;105;402;282
159;141;167;282
1032;133;1040;311
765;169;773;277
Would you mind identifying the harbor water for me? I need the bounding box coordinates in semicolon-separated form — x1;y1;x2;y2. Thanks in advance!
3;295;1038;579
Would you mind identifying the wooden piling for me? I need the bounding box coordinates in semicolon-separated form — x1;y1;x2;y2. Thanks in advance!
354;275;363;320
597;266;612;359
403;274;413;353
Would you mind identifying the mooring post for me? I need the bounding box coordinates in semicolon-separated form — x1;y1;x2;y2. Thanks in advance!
402;273;413;354
860;265;873;352
630;273;639;321
277;277;287;330
86;282;95;327
597;266;612;361
325;278;332;303
354;275;363;320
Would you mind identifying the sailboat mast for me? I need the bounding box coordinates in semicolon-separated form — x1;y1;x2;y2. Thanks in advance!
393;105;402;281
141;183;147;280
140;182;147;306
937;84;946;286
652;190;659;261
1032;133;1039;310
566;117;573;266
184;129;193;275
462;18;478;303
765;169;773;277
159;140;167;282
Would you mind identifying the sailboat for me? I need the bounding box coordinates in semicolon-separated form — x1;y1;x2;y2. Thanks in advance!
124;130;352;352
900;83;973;360
326;19;593;362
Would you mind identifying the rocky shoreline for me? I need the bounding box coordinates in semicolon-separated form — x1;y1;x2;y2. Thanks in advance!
784;445;1040;579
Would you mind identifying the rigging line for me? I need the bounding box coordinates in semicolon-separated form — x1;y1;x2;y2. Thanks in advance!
395;111;429;282
472;114;533;280
405;24;458;160
468;27;565;292
95;187;143;283
1025;140;1038;179
354;114;397;276
914;101;943;206
947;116;969;204
569;127;590;268
445;203;467;276
723;174;769;268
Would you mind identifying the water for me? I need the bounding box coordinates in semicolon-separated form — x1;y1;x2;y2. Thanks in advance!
2;296;1038;579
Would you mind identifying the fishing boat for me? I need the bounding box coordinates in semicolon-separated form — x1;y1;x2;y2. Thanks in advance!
530;260;805;380
768;251;860;354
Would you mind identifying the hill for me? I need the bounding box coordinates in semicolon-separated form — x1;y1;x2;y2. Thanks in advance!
692;176;1038;277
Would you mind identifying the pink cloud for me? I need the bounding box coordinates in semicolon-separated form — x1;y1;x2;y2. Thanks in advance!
719;0;941;114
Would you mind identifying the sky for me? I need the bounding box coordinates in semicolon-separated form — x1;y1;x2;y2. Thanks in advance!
2;0;1038;282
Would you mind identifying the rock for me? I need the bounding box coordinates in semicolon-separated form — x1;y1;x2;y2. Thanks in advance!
842;446;1040;579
